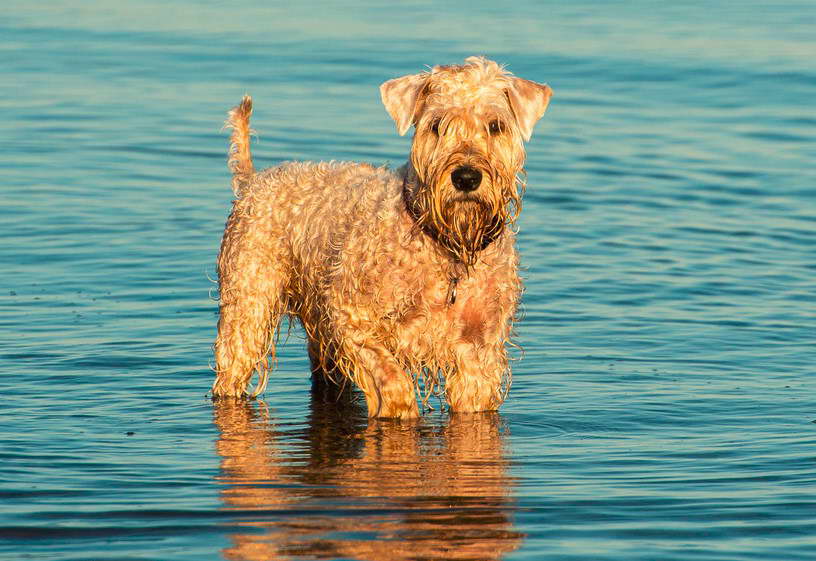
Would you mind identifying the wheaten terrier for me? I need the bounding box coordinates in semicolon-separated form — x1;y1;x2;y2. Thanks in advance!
211;56;552;418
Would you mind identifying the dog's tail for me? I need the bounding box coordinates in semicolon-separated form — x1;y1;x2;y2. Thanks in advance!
225;95;255;196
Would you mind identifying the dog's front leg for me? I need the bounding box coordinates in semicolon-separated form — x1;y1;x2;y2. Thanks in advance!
345;341;418;419
445;343;507;413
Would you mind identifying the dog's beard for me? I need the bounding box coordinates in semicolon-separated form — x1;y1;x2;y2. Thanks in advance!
409;190;506;266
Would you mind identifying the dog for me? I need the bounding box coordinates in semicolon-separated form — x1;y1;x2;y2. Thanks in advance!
211;56;552;419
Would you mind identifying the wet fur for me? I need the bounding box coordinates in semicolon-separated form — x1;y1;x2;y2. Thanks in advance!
212;57;552;418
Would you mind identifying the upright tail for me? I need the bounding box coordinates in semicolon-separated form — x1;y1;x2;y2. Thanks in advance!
224;95;255;196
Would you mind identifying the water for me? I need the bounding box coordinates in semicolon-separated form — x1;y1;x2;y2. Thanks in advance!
2;1;815;559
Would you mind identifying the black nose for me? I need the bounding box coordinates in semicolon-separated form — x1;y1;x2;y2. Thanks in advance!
451;166;482;192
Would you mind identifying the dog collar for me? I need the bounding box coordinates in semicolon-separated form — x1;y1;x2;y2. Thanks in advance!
446;275;459;306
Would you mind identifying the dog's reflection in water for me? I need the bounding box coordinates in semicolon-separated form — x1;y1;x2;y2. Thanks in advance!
213;382;524;560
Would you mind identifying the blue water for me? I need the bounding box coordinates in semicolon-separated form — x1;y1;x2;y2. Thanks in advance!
2;2;815;560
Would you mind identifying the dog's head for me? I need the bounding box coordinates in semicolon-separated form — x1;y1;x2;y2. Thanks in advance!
381;56;552;265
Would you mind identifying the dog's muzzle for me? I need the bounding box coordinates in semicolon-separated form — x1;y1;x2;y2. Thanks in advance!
451;165;482;192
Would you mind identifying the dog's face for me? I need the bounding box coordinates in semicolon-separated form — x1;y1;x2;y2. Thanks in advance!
381;56;552;265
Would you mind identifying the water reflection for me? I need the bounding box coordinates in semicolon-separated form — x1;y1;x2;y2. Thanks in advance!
213;387;524;560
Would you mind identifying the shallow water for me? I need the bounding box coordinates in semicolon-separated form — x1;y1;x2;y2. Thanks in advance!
2;2;815;560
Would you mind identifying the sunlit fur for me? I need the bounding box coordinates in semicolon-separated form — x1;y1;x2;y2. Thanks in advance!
212;57;552;419
405;66;526;266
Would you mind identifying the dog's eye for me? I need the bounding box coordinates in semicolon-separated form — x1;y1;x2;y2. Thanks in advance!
488;120;504;135
430;119;441;135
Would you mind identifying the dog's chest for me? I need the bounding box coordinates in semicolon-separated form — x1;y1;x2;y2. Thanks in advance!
385;261;509;356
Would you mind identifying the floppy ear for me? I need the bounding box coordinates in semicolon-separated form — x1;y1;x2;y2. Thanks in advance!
380;72;429;136
506;77;553;141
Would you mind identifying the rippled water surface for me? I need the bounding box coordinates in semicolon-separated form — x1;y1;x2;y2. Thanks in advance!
2;2;815;560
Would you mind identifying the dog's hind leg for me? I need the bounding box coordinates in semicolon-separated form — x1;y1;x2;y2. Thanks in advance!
212;209;289;399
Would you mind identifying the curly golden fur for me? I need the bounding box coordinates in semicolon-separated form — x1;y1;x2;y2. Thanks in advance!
211;56;552;418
